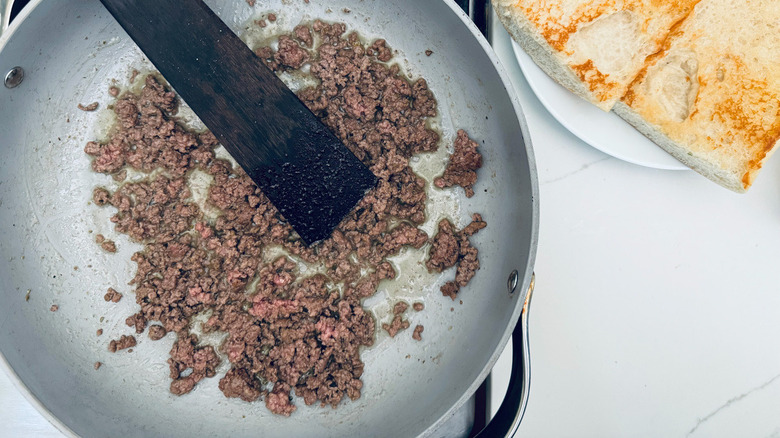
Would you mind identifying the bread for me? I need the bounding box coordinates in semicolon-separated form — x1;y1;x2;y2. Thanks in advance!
615;0;780;193
495;0;780;192
493;0;699;110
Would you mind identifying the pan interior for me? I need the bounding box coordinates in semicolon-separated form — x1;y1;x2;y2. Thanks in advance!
0;0;536;437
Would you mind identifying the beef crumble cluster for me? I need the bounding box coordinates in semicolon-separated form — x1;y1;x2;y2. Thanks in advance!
84;20;484;416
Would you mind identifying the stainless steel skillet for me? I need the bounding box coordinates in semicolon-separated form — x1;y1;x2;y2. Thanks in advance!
0;0;538;436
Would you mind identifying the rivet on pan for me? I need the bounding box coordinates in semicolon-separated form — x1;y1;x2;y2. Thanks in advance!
507;269;519;294
4;66;24;89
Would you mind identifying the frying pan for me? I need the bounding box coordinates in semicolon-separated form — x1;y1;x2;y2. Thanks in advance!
0;0;538;436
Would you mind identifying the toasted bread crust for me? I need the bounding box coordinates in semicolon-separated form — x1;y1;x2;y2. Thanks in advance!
619;0;780;191
496;0;780;192
495;0;699;110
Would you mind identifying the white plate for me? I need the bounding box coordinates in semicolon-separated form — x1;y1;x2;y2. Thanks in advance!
510;40;689;171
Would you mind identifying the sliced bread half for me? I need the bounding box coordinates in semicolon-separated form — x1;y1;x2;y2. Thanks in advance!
615;0;780;192
493;0;700;111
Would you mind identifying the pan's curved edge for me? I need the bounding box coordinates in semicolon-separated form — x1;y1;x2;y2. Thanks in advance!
0;0;540;436
0;2;80;436
422;0;540;436
0;352;79;438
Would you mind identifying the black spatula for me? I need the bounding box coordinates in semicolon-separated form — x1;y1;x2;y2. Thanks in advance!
99;0;377;245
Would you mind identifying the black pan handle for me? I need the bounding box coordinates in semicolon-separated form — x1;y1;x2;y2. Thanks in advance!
473;273;534;437
7;0;26;24
451;4;530;436
455;0;492;41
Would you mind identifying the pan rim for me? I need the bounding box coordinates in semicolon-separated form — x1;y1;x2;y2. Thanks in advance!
0;0;540;436
0;4;81;437
421;1;539;435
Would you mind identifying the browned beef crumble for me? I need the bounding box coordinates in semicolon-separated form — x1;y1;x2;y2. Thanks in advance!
108;335;136;352
50;304;58;312
113;169;127;182
413;302;424;312
78;102;99;112
435;129;483;198
95;233;117;252
126;312;147;334
382;300;411;337
148;325;167;341
84;20;485;416
412;325;424;341
96;329;103;336
101;240;117;253
94;361;102;370
168;333;220;395
220;367;265;402
93;187;111;206
382;315;410;338
294;25;313;47
104;287;122;303
426;214;487;300
109;86;120;97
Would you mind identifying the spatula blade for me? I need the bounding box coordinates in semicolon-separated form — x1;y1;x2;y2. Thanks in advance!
99;0;378;245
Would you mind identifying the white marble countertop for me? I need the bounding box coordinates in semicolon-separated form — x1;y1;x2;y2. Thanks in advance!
4;8;780;438
489;20;780;438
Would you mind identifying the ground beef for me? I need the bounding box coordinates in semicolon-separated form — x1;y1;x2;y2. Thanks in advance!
294;25;313;47
275;35;309;69
168;334;221;395
413;302;424;312
267;383;296;416
435;129;483;198
125;313;147;334
50;304;58;312
109;86;120;97
113;169;128;182
427;214;487;300
108;335;136;352
412;325;424;341
97;329;103;336
104;287;122;303
382;315;410;338
78;102;99;112
100;239;117;253
83;19;486;416
93;187;111;206
426;219;459;272
369;39;393;63
219;367;264;402
382;300;411;337
148;325;167;341
94;361;102;370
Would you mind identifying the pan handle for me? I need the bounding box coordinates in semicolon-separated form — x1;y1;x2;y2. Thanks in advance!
454;0;492;41
474;273;534;438
0;0;12;35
